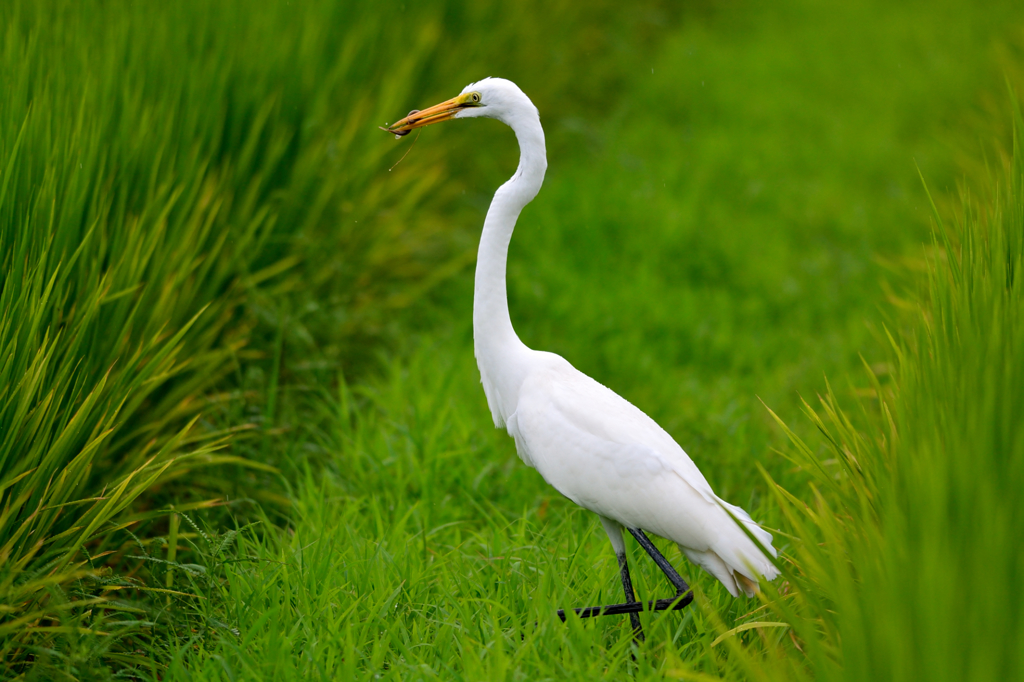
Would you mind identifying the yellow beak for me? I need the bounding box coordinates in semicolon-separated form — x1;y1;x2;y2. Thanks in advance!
381;92;480;136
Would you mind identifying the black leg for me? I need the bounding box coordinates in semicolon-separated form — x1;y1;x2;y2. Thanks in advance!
617;552;644;643
556;527;693;628
627;528;691;595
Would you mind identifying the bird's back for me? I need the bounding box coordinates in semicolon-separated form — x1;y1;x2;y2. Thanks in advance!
507;351;778;596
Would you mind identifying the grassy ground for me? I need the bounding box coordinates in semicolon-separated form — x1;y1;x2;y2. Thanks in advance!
2;0;1023;679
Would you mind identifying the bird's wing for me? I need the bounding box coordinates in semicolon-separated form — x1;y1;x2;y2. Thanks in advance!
509;355;779;589
505;410;534;468
511;356;718;507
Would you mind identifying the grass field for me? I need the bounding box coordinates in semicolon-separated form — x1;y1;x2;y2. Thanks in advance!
2;0;1023;679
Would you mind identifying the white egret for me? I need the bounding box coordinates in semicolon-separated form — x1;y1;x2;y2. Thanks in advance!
384;78;778;640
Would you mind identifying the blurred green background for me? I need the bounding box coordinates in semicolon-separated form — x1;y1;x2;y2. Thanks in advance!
1;0;1022;679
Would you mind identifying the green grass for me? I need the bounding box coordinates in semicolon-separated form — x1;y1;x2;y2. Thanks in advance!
1;0;1023;679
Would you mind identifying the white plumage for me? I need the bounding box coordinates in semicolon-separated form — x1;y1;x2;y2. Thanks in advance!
386;77;778;601
509;353;777;597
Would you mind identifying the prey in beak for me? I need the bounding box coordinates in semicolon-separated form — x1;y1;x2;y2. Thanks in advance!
380;91;482;137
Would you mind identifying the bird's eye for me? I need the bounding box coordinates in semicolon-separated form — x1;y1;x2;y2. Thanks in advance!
471;92;481;103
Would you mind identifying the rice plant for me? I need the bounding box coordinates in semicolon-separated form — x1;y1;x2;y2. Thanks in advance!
742;97;1024;682
0;0;460;673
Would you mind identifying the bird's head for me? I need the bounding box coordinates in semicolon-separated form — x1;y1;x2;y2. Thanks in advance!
382;78;538;137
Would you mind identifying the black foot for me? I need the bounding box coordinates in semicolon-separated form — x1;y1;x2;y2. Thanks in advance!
556;590;692;621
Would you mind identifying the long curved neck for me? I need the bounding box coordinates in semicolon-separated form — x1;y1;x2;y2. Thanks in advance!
474;113;547;426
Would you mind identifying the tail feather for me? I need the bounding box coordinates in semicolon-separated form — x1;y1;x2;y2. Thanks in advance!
682;547;743;597
681;499;780;597
718;498;777;558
